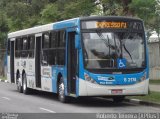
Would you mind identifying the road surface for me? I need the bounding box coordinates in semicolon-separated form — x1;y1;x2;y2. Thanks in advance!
0;82;160;114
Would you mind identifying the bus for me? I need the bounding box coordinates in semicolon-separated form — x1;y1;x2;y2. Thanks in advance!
7;16;149;103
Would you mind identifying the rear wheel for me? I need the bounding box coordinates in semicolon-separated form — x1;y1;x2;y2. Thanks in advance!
17;73;23;93
22;73;30;94
58;77;69;103
113;96;125;103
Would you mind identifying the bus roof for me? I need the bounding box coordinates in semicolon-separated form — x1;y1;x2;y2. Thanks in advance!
8;16;143;39
8;17;80;39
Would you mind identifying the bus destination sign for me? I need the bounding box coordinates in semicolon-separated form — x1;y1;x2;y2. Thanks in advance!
96;21;127;29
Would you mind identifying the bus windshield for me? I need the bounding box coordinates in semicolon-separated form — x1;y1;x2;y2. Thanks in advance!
82;31;145;69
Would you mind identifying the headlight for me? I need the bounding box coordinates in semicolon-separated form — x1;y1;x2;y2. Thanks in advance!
139;72;146;82
84;73;97;84
84;73;91;81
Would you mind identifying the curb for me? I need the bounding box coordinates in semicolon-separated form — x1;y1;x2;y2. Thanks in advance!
125;98;160;108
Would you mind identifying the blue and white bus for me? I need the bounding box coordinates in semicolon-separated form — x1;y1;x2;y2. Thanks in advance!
7;16;149;102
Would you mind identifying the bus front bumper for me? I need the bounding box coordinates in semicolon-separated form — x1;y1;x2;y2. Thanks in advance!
78;79;149;96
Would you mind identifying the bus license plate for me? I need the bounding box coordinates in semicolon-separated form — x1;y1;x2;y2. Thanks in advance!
111;89;123;94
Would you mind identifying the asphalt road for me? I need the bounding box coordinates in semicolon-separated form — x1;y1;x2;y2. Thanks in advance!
0;82;160;114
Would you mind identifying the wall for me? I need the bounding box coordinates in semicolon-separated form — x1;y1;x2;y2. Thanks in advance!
148;42;160;80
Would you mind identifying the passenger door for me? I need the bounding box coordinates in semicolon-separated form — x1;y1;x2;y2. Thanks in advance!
67;31;78;94
35;34;42;88
10;40;15;83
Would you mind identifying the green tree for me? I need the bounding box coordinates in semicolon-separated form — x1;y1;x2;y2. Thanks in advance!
155;0;160;40
40;3;61;24
95;0;122;16
0;11;9;48
40;0;95;24
129;0;156;29
6;2;33;31
4;0;54;31
94;0;132;16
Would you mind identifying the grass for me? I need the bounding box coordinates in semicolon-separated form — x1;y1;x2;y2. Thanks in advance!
149;79;160;85
0;76;7;80
128;91;160;103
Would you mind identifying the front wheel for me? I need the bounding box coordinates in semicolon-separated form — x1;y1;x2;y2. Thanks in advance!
58;77;69;103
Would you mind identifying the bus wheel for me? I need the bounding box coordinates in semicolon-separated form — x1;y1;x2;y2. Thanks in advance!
58;77;68;103
113;96;125;103
17;74;23;93
22;73;29;94
17;78;23;93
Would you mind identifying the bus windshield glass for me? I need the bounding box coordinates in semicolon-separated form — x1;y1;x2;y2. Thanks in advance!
82;31;145;69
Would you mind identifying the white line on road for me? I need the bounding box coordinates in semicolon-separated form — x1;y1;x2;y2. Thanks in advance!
39;107;56;113
2;97;11;100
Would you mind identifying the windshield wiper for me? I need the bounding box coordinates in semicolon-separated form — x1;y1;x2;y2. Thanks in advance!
113;34;119;58
96;30;117;51
123;33;133;62
123;43;133;61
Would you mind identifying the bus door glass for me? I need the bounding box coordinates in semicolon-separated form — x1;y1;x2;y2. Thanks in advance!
67;31;78;94
10;39;15;83
35;34;42;88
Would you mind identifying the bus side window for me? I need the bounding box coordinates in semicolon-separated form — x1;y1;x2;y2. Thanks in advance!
58;30;66;47
28;35;35;58
22;37;28;57
57;30;66;65
48;31;57;65
15;38;22;58
42;32;50;49
23;37;28;50
51;31;57;48
42;32;50;66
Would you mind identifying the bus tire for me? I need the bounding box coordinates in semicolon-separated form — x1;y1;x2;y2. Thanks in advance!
17;73;23;93
22;73;29;94
58;77;69;103
113;96;125;103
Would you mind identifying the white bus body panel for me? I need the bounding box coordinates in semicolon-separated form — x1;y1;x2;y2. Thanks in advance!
14;58;35;86
15;58;53;92
26;59;36;89
41;66;52;92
